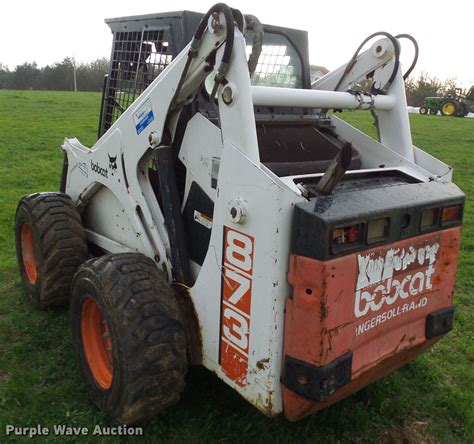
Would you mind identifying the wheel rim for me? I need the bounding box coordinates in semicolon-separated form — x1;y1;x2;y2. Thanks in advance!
81;297;113;389
443;103;455;115
20;223;38;284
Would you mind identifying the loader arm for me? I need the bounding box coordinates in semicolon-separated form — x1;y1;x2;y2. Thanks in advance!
62;13;229;279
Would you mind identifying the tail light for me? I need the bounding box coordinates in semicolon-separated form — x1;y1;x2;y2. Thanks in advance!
333;224;361;245
367;217;390;244
420;208;439;231
330;202;462;254
441;205;462;225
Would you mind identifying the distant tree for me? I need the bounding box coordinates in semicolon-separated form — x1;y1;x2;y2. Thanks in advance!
0;58;466;104
41;64;60;90
0;64;12;89
76;58;109;91
41;58;75;91
10;62;41;90
441;77;458;97
404;73;462;106
0;57;109;91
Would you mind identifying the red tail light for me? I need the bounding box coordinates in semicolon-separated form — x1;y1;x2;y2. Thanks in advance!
333;224;361;245
441;205;461;224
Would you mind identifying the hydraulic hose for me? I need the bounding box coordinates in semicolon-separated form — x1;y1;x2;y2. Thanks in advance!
208;7;235;100
194;3;235;68
231;7;244;33
244;14;264;75
395;33;419;80
170;3;236;109
334;31;401;94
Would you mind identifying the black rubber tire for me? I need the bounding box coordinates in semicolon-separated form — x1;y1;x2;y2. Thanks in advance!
70;253;188;425
429;108;438;115
419;106;428;115
456;103;467;117
15;192;88;308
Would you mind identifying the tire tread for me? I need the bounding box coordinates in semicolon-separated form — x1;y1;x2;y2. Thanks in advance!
71;253;187;425
16;192;88;307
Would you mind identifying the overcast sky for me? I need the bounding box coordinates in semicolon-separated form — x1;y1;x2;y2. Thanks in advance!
1;0;473;87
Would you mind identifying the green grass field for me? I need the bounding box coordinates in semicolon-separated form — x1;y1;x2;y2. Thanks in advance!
0;90;472;443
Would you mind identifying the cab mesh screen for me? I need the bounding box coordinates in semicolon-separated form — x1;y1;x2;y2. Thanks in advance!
103;29;172;131
246;32;303;88
102;29;303;133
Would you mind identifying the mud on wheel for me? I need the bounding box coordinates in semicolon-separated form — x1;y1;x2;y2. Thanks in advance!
15;192;88;308
70;253;188;425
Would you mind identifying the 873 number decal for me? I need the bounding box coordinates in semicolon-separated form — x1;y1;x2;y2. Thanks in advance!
219;226;254;386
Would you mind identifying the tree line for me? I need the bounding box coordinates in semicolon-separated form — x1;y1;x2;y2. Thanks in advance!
405;73;461;107
0;58;108;92
0;59;464;106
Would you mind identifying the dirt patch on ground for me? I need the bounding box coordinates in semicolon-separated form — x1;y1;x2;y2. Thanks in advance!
380;420;436;444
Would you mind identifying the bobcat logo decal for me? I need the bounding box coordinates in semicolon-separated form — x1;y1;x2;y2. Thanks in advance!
108;154;117;171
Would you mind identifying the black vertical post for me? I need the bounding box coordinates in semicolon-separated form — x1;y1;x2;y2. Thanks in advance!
97;74;109;139
155;146;192;286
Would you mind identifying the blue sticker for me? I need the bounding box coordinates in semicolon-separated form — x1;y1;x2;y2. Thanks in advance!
133;98;154;135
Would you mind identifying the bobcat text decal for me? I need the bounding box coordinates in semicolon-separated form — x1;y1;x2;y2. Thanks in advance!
354;240;440;319
90;160;108;179
219;226;254;386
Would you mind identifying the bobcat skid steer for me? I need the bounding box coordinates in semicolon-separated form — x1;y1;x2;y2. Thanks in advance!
15;4;464;424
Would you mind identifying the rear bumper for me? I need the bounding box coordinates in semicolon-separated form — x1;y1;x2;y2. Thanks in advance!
282;227;461;421
283;336;440;421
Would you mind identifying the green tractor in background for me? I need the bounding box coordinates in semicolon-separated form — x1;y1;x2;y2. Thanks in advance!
420;86;474;117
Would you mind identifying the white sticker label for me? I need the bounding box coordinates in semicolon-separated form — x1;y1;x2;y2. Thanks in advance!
193;210;213;229
77;160;88;178
133;98;154;135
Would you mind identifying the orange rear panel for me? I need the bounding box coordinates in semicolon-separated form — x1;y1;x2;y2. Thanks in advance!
283;227;461;420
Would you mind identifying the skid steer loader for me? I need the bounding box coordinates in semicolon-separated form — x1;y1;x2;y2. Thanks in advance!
15;4;464;424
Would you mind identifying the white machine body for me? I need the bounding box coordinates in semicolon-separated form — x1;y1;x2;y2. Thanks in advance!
62;18;452;415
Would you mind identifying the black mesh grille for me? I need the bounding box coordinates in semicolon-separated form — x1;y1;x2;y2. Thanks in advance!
100;22;307;136
103;29;172;132
247;32;303;88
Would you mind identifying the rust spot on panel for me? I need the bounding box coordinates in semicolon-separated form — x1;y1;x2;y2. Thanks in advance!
252;390;277;417
320;302;328;321
326;321;352;333
173;285;202;366
256;358;270;370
